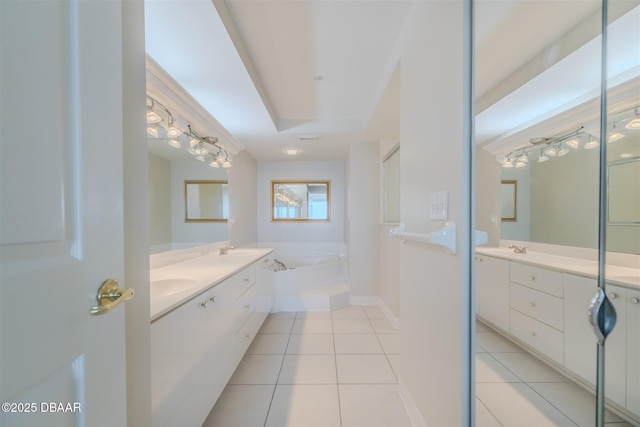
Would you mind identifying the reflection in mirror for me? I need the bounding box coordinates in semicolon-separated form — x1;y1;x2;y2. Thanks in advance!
500;180;517;222
148;150;230;254
500;104;640;254
271;181;330;222
185;180;228;222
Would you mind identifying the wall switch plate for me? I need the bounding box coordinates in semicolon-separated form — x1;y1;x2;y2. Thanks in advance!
429;190;449;220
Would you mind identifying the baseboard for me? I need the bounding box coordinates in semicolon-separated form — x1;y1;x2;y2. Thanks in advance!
349;296;401;330
398;377;427;427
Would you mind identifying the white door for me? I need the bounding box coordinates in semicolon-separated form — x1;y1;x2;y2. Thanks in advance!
1;1;130;426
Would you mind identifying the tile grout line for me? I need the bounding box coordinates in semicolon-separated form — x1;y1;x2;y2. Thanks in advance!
262;313;295;427
332;311;344;427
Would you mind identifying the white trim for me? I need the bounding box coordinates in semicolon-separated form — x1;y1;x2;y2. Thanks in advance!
145;55;245;155
398;377;427;427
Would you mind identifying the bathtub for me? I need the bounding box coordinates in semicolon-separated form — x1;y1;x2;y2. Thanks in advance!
258;242;350;311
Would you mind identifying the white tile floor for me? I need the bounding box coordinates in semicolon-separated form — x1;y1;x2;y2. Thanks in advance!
203;309;637;427
203;305;411;427
475;321;635;427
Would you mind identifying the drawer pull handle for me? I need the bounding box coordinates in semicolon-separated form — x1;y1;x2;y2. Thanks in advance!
201;300;210;309
209;296;216;303
529;302;535;308
244;278;251;282
631;297;639;305
245;334;251;339
529;276;536;281
264;258;270;263
244;304;251;309
530;332;536;337
607;293;617;299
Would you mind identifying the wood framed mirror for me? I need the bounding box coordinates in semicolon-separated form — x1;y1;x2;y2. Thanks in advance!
185;180;228;222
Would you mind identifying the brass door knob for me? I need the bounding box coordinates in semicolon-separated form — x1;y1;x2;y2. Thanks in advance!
90;279;134;316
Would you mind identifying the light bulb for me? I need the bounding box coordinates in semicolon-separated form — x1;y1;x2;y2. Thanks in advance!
147;124;159;138
189;138;199;148
146;106;161;124
166;124;182;139
608;131;624;143
517;153;528;163
543;145;557;157
557;143;569;157
538;151;549;162
209;159;220;168
503;159;514;168
195;155;205;162
515;160;527;168
565;137;580;149
168;138;181;148
584;136;599;149
222;160;232;168
625;117;640;130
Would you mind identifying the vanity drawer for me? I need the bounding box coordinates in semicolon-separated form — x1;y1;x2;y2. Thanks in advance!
235;310;268;360
236;265;256;296
510;309;564;365
510;262;563;298
510;283;564;331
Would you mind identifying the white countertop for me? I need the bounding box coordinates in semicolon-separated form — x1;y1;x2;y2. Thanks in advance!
476;247;640;290
150;248;274;322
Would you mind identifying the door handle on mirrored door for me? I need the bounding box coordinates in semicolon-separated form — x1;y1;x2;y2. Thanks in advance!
587;288;616;345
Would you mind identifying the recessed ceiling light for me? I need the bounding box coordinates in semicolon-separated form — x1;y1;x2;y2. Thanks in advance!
620;153;634;158
286;149;299;156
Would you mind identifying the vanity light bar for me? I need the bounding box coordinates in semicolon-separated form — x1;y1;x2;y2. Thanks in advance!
146;95;231;168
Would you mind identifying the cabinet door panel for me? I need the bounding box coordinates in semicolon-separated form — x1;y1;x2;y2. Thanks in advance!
563;274;626;408
510;283;563;331
511;263;563;297
476;255;510;331
510;309;564;365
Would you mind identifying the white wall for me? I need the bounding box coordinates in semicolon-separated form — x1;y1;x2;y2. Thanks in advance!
378;143;402;320
257;161;345;243
148;153;172;252
228;150;258;247
346;141;380;297
398;1;469;424
475;147;501;246
171;159;229;246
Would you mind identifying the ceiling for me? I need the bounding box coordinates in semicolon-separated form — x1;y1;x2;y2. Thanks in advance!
144;0;636;162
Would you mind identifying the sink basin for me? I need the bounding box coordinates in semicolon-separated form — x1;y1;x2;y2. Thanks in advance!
151;278;198;298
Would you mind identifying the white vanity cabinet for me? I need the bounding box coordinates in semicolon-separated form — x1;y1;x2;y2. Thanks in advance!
509;263;564;365
476;255;510;332
151;254;274;427
563;274;626;408
624;287;640;415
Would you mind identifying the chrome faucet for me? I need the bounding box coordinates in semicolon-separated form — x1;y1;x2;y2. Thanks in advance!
272;259;288;271
509;244;527;254
219;245;235;255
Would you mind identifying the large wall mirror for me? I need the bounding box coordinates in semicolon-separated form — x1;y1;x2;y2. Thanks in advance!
185;180;228;222
499;103;640;254
271;181;330;222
